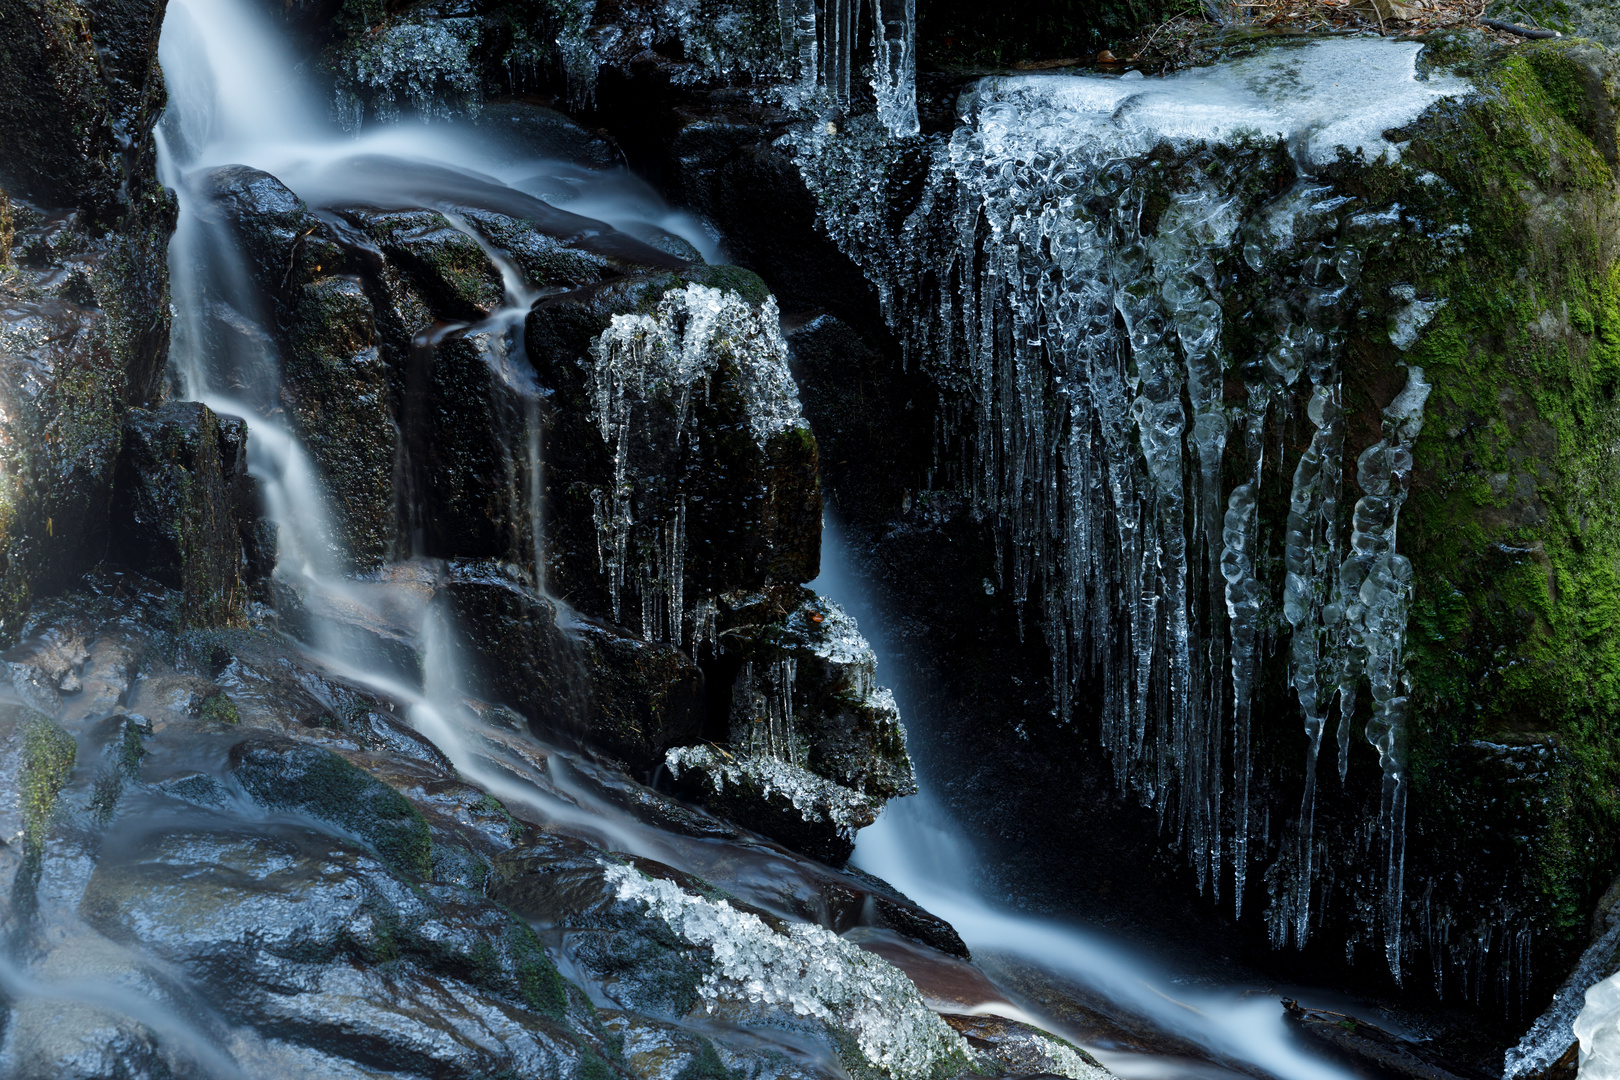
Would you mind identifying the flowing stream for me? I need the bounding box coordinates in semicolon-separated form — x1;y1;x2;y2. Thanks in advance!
0;0;1422;1077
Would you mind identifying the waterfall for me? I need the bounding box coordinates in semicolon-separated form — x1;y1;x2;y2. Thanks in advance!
794;40;1465;977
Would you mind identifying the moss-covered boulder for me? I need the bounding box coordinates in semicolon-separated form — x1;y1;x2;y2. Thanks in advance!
109;401;261;626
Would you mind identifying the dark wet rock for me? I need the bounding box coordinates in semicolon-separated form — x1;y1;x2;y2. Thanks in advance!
0;0;168;220
441;559;705;773
76;826;608;1079
195;166;398;566
663;745;873;865
941;1014;1109;1079
0;246;132;633
228;735;435;879
109;400;261;626
787;314;936;528
475;100;626;170
349;207;506;320
573;617;707;773
1282;1000;1494;1080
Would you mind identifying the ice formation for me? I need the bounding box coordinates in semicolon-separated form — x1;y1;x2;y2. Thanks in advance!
791;38;1467;979
333;17;483;129
1508;912;1620;1078
1578;973;1620;1080
664;745;876;838
552;0;917;135
604;861;971;1080
586;285;807;640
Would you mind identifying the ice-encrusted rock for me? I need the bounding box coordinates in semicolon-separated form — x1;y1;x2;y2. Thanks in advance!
589;283;803;451
665;744;875;861
333;17;484;128
1508;884;1620;1078
604;861;974;1080
669;589;914;860
1577;973;1620;1080
585;284;811;637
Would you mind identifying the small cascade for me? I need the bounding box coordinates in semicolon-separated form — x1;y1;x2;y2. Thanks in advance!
793;40;1466;974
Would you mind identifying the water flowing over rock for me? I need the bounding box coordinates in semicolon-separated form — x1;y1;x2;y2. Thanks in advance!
8;0;1620;1073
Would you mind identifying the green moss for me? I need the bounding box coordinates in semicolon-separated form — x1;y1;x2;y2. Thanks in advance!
686;265;771;306
21;716;76;848
230;738;434;879
199;691;240;726
1366;39;1620;963
0;187;12;269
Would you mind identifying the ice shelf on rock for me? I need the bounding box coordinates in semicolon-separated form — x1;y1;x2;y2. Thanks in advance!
1507;911;1620;1078
665;745;876;838
965;38;1467;165
604;860;971;1080
789;35;1460;979
1576;971;1620;1080
586;284;807;639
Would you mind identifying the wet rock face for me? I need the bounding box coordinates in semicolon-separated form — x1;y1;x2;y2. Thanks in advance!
0;578;990;1080
0;0;176;403
0;0;168;217
195;165;400;567
109;400;262;624
187;140;868;862
0;216;130;633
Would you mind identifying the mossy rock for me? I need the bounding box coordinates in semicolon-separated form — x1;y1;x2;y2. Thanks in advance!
20;711;75;849
229;736;433;878
109;401;257;628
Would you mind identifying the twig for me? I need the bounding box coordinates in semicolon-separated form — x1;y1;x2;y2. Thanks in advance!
1479;16;1560;36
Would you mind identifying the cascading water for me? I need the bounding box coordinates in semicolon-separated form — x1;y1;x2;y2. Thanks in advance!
0;0;1505;1075
814;517;1369;1080
793;41;1465;979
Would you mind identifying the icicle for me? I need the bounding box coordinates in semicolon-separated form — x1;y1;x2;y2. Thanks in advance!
1340;364;1431;981
868;0;917;136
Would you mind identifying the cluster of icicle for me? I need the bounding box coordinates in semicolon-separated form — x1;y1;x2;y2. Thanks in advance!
604;860;973;1080
550;0;917;135
775;0;918;135
585;283;803;646
333;16;484;129
789;44;1460;979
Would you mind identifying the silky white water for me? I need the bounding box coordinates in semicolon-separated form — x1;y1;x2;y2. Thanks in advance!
812;518;1365;1080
